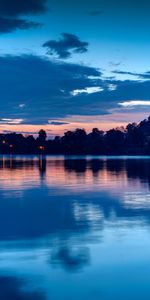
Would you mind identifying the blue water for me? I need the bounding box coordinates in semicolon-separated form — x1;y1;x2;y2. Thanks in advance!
0;156;150;299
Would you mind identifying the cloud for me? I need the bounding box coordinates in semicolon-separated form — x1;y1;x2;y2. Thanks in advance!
109;61;121;67
0;0;47;33
43;33;89;59
71;87;103;96
0;118;23;124
119;101;150;107
0;54;102;123
113;70;137;76
0;0;47;17
107;84;117;91
19;103;26;108
0;17;40;33
0;54;150;125
48;121;70;126
113;70;150;80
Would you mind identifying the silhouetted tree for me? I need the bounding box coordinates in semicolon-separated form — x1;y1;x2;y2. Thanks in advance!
87;128;105;154
36;129;47;153
0;115;149;154
38;129;47;143
105;129;125;154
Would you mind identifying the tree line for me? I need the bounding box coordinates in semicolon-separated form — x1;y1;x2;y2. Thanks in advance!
1;116;150;155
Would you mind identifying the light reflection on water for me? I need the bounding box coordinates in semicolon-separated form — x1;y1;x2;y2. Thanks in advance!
0;156;150;299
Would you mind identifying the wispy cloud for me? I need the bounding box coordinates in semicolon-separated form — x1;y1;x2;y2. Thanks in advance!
71;87;103;96
113;70;150;80
48;120;69;126
0;118;23;124
119;101;150;107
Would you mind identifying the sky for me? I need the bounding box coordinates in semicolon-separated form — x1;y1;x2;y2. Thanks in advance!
0;0;150;136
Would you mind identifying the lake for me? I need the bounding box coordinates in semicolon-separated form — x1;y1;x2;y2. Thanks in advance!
0;156;150;299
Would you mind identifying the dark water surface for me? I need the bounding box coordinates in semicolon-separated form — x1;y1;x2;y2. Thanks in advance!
0;156;150;299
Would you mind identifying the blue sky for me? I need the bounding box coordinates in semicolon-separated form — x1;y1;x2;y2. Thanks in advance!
0;0;150;135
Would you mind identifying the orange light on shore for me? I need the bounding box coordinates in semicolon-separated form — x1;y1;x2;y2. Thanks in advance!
39;146;45;151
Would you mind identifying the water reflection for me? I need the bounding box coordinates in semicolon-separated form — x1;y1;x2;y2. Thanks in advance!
0;156;150;299
0;276;45;300
50;245;90;272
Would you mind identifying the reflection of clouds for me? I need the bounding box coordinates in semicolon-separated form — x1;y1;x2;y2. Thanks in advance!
0;235;91;298
0;275;45;300
50;245;90;272
74;203;103;223
123;191;150;209
0;246;50;299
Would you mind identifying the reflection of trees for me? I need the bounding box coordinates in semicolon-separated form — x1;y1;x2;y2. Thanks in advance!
38;157;46;179
106;159;124;174
2;157;150;188
64;158;150;187
0;156;47;179
64;159;87;173
125;159;150;183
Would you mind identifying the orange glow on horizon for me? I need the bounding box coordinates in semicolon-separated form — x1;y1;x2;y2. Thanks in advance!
0;111;148;136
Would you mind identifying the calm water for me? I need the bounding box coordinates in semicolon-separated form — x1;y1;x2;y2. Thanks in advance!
0;156;150;299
